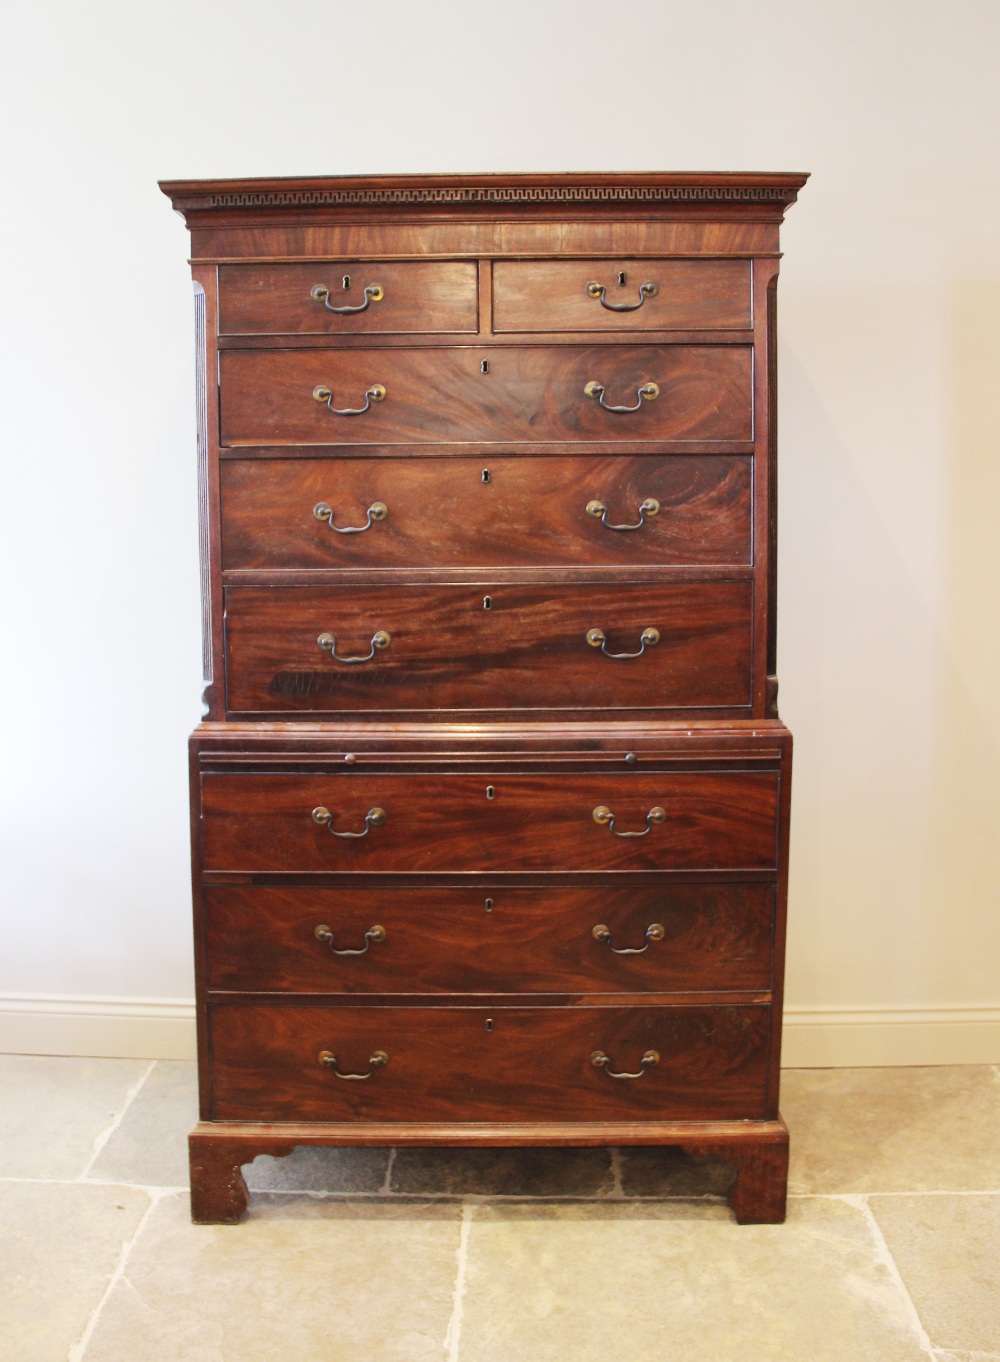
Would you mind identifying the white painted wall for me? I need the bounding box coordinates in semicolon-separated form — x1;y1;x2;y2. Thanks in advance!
2;0;998;1062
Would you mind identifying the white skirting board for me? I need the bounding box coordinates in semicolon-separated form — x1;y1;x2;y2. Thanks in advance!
0;995;998;1066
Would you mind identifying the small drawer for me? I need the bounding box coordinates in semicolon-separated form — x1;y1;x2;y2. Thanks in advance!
217;261;478;335
199;769;781;874
219;345;752;447
223;580;753;716
493;259;752;333
208;1002;772;1122
204;882;776;994
220;455;753;571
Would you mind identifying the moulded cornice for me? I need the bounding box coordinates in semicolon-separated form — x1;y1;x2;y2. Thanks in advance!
159;172;809;223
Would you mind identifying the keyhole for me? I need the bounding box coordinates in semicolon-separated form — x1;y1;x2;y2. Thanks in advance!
483;596;492;610
481;359;490;374
486;785;495;800
485;1017;494;1032
481;469;491;484
343;274;351;291
484;897;494;913
618;271;627;286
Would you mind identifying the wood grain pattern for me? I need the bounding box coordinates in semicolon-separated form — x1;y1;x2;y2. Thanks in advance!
199;768;780;874
219;345;753;447
207;1002;772;1122
222;580;753;715
493;259;751;332
189;220;781;263
218;261;478;335
219;455;753;571
203;882;776;994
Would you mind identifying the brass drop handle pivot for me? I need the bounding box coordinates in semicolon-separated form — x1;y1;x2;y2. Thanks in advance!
590;1049;660;1080
315;923;387;956
592;805;666;838
313;501;388;535
312;806;387;839
310;282;384;314
586;627;659;659
585;279;658;311
586;497;660;531
318;1049;389;1080
592;922;666;954
317;630;391;664
584;379;659;413
312;383;386;415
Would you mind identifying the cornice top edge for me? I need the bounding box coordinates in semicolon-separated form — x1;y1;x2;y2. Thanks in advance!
159;172;810;220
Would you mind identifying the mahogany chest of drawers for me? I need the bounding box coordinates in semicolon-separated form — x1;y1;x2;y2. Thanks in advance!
161;172;806;1224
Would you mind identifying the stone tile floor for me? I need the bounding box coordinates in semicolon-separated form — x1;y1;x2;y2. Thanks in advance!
1;1057;998;1361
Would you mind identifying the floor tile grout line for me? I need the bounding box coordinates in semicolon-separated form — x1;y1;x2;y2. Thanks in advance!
608;1147;625;1199
847;1194;938;1361
789;1189;1000;1200
0;1176;188;1193
378;1146;397;1195
67;1186;169;1362
250;1189;731;1206
443;1200;473;1362
4;1172;1000;1202
78;1060;156;1181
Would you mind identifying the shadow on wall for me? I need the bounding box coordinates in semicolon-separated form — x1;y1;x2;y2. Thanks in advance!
776;279;1000;1010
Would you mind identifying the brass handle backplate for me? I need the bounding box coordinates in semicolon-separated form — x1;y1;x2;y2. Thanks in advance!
317;630;390;664
313;501;388;535
586;497;660;532
312;806;387;839
592;922;666;955
315;923;387;956
586;627;660;659
318;1049;389;1080
590;1049;660;1080
585;279;658;312
584;380;659;413
593;805;667;838
311;282;384;314
312;383;386;415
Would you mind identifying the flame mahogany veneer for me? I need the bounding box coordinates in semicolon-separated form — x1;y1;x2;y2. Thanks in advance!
161;171;806;1225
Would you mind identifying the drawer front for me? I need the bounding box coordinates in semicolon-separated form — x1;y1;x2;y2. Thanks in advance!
223;581;753;715
199;770;780;873
208;1003;771;1122
204;882;775;994
219;345;752;446
218;261;479;335
493;259;752;333
220;455;753;571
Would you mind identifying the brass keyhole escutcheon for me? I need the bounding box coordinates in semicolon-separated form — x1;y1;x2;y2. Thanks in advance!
484;897;494;913
618;270;627;285
481;359;490;374
483;596;492;610
485;1017;494;1032
482;469;491;483
343;274;351;290
486;785;496;800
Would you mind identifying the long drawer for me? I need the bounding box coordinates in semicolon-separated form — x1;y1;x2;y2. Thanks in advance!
199;769;781;873
208;1002;772;1122
492;259;752;332
203;882;775;994
223;581;753;715
218;261;479;335
220;455;753;570
219;345;753;446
